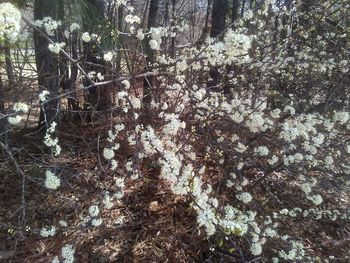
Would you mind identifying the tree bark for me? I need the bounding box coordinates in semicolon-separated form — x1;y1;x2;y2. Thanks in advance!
142;0;160;116
34;0;60;128
0;73;8;145
209;0;228;89
83;0;112;112
4;47;15;86
210;0;228;39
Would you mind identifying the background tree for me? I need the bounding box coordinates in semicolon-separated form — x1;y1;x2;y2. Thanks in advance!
209;0;228;88
34;0;60;127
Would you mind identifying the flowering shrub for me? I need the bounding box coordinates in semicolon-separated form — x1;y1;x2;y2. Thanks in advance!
0;3;21;44
1;0;349;262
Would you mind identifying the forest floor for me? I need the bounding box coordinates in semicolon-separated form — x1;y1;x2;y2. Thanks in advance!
1;119;350;262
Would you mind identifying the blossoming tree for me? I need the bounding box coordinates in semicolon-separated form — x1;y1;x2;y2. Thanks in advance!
0;0;350;262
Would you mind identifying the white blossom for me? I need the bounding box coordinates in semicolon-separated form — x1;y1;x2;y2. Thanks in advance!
39;90;50;102
121;80;130;90
48;42;65;54
103;148;115;160
13;102;29;113
44;170;61;190
250;242;262;256
81;32;91;42
103;51;114;62
8;115;22;125
149;39;160;50
40;226;56;237
307;194;323;205
61;244;75;263
52;256;59;263
42;17;60;36
136;29;144;40
70;23;80;32
91;218;103;227
125;14;141;24
88;205;100;217
255;146;269;156
237;192;253;203
0;3;21;44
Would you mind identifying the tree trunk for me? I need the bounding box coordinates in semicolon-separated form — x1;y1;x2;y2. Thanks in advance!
34;0;60;128
4;47;15;86
224;0;240;96
142;0;159;118
209;0;228;89
210;0;228;39
0;73;8;145
170;0;176;58
196;0;211;47
232;0;239;28
116;5;124;73
240;0;246;16
83;0;112;112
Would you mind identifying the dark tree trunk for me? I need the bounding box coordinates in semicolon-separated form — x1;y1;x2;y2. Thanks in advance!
232;0;239;28
209;0;228;89
240;0;246;16
142;0;160;117
83;0;112;112
4;47;15;86
210;0;228;39
196;0;211;47
34;0;60;128
0;73;8;145
224;0;240;96
116;5;124;73
68;31;80;111
170;0;176;58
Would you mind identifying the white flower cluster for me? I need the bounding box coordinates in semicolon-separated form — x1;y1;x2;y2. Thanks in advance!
121;80;130;90
34;17;61;36
39;90;50;102
103;51;114;62
191;176;218;236
103;148;115;160
223;29;252;64
8;115;23;125
149;27;165;50
333;111;349;125
279;240;305;261
0;3;21;44
254;146;269;156
40;225;56;237
48;42;66;54
246;112;267;133
69;23;80;32
61;244;75;263
101;177;125;210
103;124;124;170
88;204;103;227
307;194;323;206
237;192;253;204
136;29;144;40
88;205;100;217
13;102;29;113
102;192;114;209
162;114;186;136
87;71;104;81
250;242;262;256
44;122;61;156
125;14;141;24
44;170;61;190
81;32;91;42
